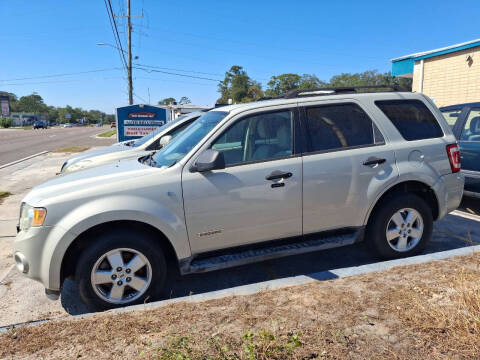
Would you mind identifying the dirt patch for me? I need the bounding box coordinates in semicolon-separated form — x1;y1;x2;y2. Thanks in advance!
52;146;90;153
1;254;479;359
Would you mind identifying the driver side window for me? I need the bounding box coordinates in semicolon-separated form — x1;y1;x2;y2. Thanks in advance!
211;110;293;166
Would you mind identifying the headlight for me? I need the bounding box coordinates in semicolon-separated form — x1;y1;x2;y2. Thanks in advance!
19;203;47;231
64;160;92;173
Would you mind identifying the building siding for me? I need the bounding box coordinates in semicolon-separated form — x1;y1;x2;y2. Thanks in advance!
412;47;480;107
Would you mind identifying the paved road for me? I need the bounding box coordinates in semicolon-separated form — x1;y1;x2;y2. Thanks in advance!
0;127;116;166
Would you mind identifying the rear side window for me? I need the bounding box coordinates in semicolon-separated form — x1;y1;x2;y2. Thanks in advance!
441;109;463;129
376;100;443;141
304;103;383;153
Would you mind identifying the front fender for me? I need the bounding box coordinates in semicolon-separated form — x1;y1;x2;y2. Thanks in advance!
42;195;189;291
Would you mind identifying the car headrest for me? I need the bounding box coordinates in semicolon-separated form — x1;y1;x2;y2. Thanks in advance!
470;117;480;134
276;124;290;148
256;120;267;138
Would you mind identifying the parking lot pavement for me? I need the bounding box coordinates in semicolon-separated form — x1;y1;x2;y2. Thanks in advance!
0;152;479;327
0;126;116;167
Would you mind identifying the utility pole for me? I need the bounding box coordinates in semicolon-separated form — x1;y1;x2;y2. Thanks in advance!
127;0;133;105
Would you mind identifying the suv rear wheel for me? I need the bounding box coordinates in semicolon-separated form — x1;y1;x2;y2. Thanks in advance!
367;193;433;259
75;229;166;311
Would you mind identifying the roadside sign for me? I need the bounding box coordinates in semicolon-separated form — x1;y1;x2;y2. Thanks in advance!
0;96;10;116
65;113;71;119
115;104;170;142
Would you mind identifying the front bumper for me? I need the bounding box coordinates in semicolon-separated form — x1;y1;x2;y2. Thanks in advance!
14;225;55;288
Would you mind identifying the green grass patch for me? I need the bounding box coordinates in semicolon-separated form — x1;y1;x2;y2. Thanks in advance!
53;146;90;153
0;191;12;204
97;130;116;137
22;125;33;130
153;331;302;360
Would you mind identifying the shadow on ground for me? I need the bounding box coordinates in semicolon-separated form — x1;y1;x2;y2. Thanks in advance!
60;205;480;315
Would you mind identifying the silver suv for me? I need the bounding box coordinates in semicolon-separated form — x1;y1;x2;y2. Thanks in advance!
14;87;464;310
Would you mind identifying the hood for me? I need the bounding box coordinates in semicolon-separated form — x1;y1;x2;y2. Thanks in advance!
24;158;159;206
66;142;132;164
64;148;152;174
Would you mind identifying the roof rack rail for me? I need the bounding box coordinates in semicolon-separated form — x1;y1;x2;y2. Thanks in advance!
279;85;409;99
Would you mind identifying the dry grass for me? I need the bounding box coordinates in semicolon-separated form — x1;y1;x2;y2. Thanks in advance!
1;253;479;359
52;146;90;153
0;191;12;204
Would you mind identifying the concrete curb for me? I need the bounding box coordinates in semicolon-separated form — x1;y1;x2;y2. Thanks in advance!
1;243;479;332
0;151;49;170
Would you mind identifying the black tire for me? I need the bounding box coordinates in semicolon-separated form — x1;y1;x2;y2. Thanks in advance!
75;229;167;311
366;193;433;259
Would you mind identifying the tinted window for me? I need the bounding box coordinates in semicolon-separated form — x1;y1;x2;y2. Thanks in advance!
211;110;292;166
376;100;443;141
460;108;480;141
304;103;381;152
441;109;463;129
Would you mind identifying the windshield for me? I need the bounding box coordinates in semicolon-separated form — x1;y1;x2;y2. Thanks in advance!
132;114;190;147
151;111;227;168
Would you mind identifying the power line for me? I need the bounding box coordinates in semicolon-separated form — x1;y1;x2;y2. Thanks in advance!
0;68;123;82
134;76;218;87
134;63;223;76
1;76;124;86
103;0;128;71
133;66;221;82
133;92;147;103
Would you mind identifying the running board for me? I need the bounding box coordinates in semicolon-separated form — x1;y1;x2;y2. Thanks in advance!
180;231;360;275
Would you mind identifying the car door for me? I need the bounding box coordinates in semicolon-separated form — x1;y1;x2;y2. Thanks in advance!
182;108;303;254
301;101;398;234
457;107;480;193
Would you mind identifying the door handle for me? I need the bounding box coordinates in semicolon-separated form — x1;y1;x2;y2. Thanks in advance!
265;171;293;181
363;157;386;167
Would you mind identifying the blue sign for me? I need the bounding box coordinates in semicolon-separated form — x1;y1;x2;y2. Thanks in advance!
116;104;170;142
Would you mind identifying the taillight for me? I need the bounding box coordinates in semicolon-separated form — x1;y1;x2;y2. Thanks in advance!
446;144;461;173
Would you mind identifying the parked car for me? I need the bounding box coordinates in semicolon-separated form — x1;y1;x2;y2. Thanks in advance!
14;88;464;310
63;123;72;128
440;102;480;197
60;111;204;173
96;123;103;127
33;121;47;129
111;122;116;128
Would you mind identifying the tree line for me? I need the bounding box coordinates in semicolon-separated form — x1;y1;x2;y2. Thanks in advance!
1;66;412;126
0;92;115;124
216;66;412;104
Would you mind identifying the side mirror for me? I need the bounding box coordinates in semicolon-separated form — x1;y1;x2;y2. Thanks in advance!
159;135;173;147
193;149;225;172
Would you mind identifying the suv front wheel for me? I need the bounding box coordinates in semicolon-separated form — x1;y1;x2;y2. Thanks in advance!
367;193;433;259
75;229;167;311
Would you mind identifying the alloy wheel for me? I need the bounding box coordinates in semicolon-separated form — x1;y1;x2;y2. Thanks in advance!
385;208;424;252
90;248;152;304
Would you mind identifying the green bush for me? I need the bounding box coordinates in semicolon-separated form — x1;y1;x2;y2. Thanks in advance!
0;117;13;128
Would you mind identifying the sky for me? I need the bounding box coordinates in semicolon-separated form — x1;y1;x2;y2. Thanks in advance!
0;0;479;114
